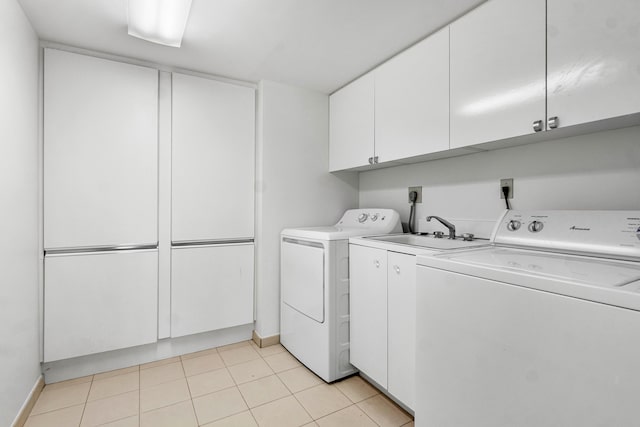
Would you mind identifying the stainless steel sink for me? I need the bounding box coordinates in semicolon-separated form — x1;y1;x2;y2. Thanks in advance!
363;234;488;250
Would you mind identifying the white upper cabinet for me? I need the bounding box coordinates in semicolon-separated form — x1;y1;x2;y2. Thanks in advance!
329;72;375;171
450;0;546;149
375;27;450;161
171;73;255;242
44;49;159;249
547;0;640;129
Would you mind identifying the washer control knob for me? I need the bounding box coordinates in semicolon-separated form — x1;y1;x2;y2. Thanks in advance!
528;220;544;233
462;233;475;241
507;220;521;231
370;214;379;222
433;231;445;238
357;213;368;223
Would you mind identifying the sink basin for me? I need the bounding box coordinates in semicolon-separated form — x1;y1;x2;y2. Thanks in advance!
363;234;488;250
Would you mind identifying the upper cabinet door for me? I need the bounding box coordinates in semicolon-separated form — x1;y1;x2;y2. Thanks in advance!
172;73;255;242
44;49;158;249
375;27;449;161
450;0;546;149
329;73;375;171
547;0;640;128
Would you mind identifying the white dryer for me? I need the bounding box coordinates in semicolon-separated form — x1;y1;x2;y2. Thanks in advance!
416;210;640;427
281;209;401;382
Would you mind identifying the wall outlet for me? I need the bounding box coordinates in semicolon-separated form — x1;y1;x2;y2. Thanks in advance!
500;178;514;199
408;186;422;203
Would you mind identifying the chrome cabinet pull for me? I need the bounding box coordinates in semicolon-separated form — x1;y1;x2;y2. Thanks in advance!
374;260;380;268
394;265;400;274
548;116;559;129
532;119;543;132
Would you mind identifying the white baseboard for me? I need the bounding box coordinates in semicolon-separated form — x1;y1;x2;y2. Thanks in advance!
11;375;44;427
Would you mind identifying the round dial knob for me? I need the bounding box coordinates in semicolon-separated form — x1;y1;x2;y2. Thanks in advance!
357;213;369;223
370;214;379;222
462;233;475;241
528;220;544;233
507;220;521;231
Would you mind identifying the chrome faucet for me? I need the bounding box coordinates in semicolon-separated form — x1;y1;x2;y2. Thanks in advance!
426;216;456;239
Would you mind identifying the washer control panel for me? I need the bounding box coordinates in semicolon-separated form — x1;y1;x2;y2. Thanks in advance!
336;209;400;231
494;210;640;260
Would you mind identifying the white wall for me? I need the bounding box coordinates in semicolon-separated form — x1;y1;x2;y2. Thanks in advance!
360;125;640;235
0;0;41;425
255;80;359;338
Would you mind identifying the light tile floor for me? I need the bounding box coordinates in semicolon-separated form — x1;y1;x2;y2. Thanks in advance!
25;340;414;427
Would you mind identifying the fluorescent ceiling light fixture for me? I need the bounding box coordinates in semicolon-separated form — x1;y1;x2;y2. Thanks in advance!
128;0;193;47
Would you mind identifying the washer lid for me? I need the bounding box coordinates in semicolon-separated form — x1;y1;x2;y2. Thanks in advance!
417;247;640;311
282;226;391;241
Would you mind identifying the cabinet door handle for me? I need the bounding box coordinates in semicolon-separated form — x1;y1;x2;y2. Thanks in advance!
532;119;543;132
368;157;373;165
374;260;380;268
373;156;379;164
394;265;400;274
548;116;559;129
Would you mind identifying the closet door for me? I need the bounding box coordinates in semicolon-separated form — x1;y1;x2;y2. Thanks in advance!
44;49;158;249
171;244;254;337
44;250;158;362
172;73;255;242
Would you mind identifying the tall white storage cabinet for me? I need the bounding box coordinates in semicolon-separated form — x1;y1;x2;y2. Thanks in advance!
171;73;255;338
44;49;158;249
43;49;159;362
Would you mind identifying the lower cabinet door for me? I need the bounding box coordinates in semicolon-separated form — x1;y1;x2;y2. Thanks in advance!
44;250;158;362
171;244;254;338
349;244;388;388
387;252;417;410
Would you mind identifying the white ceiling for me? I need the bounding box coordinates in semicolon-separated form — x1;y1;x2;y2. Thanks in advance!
18;0;485;93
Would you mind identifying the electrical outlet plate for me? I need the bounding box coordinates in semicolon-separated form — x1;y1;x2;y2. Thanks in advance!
500;178;514;199
408;186;422;203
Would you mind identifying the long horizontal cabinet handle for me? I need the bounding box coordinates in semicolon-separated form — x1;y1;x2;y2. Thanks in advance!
45;243;158;256
171;238;254;248
282;237;324;249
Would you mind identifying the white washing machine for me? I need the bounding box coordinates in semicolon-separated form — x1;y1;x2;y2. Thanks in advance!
416;210;640;427
280;209;401;382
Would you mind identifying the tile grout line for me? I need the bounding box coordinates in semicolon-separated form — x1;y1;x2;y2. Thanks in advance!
78;375;94;427
138;363;141;426
226;348;261;427
179;354;201;426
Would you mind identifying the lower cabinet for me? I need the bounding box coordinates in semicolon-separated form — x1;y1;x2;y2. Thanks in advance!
349;244;416;410
44;250;158;362
387;251;417;410
350;245;389;387
171;243;254;338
